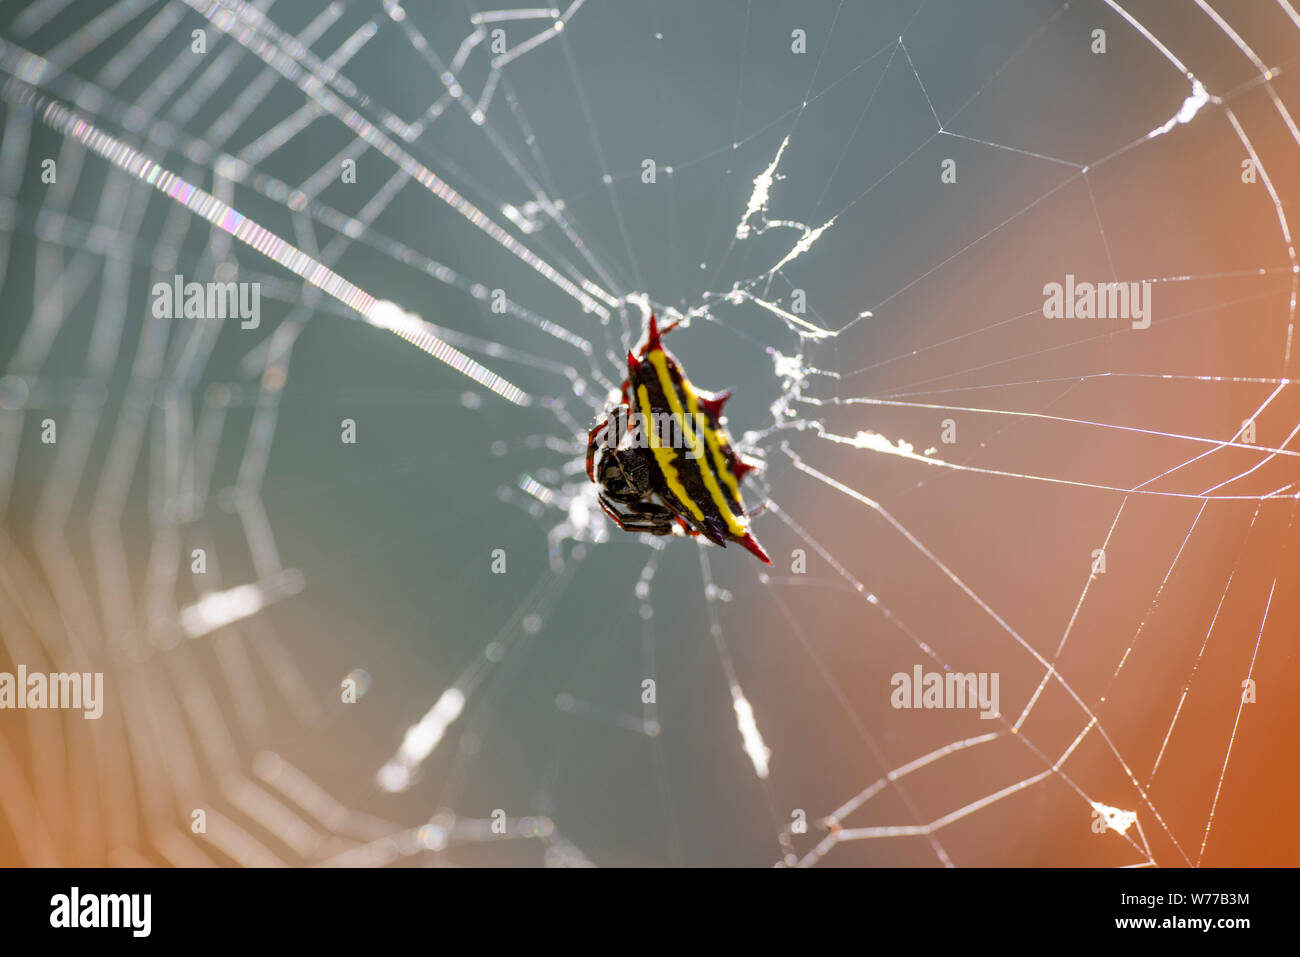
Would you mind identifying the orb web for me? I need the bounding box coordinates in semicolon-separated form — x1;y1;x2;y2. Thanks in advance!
0;0;1298;867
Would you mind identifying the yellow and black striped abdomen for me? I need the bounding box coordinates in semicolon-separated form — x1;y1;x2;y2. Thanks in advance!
622;315;770;564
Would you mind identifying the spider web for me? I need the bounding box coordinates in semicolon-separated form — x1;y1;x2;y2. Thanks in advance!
0;0;1298;868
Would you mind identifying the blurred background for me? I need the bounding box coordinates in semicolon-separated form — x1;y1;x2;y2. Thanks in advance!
0;0;1298;867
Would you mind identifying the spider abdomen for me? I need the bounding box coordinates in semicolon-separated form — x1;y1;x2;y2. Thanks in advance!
588;313;770;564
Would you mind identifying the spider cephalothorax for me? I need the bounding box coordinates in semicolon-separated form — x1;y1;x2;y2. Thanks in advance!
585;314;771;564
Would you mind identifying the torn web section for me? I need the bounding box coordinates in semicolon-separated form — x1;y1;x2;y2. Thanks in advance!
721;3;1300;866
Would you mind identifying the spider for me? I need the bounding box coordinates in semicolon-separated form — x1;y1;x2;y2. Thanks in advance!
585;313;771;564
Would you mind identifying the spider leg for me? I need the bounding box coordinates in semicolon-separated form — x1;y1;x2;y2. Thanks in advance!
655;315;682;337
586;419;608;482
597;495;629;528
589;406;635;484
598;495;676;535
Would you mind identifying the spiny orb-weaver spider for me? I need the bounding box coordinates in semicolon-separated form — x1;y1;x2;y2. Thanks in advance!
585;313;771;564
